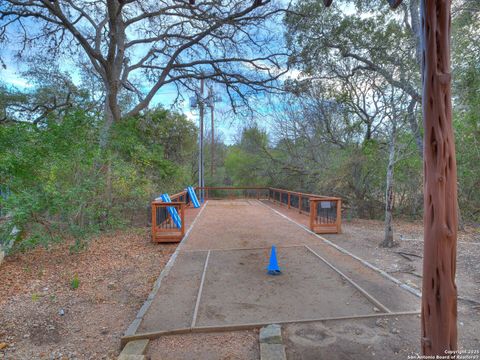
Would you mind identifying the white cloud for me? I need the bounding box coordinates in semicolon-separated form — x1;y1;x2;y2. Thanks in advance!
1;68;33;88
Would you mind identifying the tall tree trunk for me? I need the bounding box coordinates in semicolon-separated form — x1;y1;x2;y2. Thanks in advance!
409;0;423;67
420;0;458;354
381;127;396;248
99;87;120;217
100;99;116;150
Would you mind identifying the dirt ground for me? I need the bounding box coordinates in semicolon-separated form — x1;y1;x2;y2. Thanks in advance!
139;200;419;336
283;315;422;360
1;200;479;359
147;330;259;360
264;201;480;301
0;227;179;360
182;200;321;250
265;201;480;354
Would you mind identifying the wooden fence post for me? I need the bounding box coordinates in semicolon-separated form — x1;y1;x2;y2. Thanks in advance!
309;199;316;232
151;202;156;241
180;203;185;237
336;199;342;234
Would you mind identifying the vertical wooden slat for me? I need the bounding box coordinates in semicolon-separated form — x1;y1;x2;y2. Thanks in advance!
309;199;316;231
181;203;185;237
336;199;342;234
151;202;156;241
288;193;291;209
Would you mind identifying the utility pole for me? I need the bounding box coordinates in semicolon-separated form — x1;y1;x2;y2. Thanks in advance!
209;86;215;177
198;78;205;202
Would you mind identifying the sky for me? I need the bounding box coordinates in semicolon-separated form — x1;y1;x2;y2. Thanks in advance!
0;51;253;144
0;24;296;146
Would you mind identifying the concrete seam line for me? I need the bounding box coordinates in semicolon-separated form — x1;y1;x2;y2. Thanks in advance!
191;250;211;328
120;311;421;344
181;244;305;253
304;245;392;313
257;200;422;298
124;201;209;336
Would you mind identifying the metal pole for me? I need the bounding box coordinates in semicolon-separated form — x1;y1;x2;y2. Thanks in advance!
198;78;205;202
210;87;215;178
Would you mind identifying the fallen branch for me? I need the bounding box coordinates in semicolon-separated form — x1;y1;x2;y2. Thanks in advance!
395;251;422;261
395;252;414;261
458;296;480;306
398;251;422;258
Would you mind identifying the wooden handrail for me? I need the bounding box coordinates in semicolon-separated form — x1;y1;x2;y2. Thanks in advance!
269;187;340;200
151;201;185;206
196;186;268;190
268;188;342;234
170;190;188;201
150;186;342;241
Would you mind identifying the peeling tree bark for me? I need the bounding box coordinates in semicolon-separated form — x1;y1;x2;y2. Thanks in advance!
420;0;458;354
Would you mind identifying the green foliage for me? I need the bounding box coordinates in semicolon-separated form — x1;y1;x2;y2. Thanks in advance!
224;127;272;186
452;5;480;222
70;274;80;290
0;102;197;250
112;108;197;193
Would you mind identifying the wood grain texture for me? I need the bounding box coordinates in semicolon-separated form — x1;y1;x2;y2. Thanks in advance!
420;0;458;354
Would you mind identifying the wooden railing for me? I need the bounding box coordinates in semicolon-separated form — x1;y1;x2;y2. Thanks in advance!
151;190;191;242
268;188;342;234
170;190;190;204
310;197;342;234
151;201;185;242
151;186;342;242
196;186;269;200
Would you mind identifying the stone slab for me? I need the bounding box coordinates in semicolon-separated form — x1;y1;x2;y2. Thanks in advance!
260;324;283;344
260;343;287;360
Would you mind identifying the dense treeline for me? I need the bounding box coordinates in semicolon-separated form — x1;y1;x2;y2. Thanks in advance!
206;124;423;219
209;0;480;233
0;0;478;251
0;98;197;251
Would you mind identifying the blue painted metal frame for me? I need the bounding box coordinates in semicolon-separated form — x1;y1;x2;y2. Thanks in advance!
187;186;200;208
160;193;182;229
